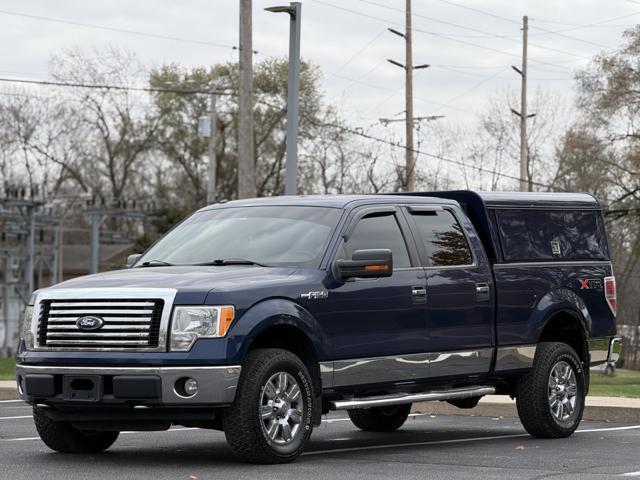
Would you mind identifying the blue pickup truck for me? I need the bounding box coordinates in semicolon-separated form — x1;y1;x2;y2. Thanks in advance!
16;191;620;463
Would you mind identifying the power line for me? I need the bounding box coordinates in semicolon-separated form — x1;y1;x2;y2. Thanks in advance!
312;0;521;60
437;0;640;32
432;67;511;113
0;74;556;190
435;0;519;25
0;76;233;95
312;120;556;189
0;8;243;52
528;23;613;50
335;73;478;115
357;0;518;38
313;0;588;73
324;29;387;82
356;0;591;59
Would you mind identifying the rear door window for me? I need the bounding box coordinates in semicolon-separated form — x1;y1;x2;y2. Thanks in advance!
411;210;473;267
495;209;608;261
339;213;411;268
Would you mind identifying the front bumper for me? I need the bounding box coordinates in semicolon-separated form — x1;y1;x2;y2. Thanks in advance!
15;364;241;406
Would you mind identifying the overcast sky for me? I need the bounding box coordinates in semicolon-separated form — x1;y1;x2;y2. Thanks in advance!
0;0;638;142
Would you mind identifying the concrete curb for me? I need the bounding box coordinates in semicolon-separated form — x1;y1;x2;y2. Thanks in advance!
413;395;640;423
0;385;18;401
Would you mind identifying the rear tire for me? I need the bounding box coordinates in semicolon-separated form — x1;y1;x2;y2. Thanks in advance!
223;348;315;464
33;407;119;453
516;342;585;438
348;404;412;432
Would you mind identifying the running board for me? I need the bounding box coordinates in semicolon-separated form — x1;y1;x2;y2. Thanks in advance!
329;386;495;411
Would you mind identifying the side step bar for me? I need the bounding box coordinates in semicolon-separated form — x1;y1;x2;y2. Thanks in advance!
329;386;495;411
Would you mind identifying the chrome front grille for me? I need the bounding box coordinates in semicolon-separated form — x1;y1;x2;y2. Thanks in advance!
37;299;165;350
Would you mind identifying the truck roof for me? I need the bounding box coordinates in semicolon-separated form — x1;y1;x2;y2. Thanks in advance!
202;194;459;211
204;191;600;210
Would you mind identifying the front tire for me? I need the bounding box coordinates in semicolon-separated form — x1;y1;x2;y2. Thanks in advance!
223;348;315;464
516;342;586;438
33;407;119;453
348;404;412;432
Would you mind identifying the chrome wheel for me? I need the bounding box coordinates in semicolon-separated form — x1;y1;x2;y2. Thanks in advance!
548;360;578;421
259;372;304;445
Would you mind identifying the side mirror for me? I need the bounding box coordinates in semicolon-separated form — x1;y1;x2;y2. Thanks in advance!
335;249;393;281
126;254;142;268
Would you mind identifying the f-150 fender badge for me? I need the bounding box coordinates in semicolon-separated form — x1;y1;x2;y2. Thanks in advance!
300;291;329;300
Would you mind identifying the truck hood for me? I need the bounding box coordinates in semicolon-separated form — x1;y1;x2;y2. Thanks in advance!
46;266;301;304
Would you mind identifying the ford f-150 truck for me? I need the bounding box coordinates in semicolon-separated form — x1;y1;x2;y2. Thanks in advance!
16;191;621;463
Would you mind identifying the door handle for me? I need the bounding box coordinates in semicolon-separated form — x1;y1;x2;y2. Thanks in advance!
412;286;427;304
476;283;490;300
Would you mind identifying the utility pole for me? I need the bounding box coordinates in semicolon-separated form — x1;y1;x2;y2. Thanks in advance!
405;0;415;192
511;16;534;192
387;0;429;192
238;0;256;199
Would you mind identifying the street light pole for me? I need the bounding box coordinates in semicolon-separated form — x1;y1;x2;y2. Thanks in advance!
266;2;302;196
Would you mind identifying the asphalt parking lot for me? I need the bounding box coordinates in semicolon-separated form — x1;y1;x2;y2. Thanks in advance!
1;400;640;479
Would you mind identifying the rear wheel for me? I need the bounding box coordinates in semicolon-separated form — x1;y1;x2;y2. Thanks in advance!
516;342;586;438
223;348;314;464
348;404;412;432
33;407;119;453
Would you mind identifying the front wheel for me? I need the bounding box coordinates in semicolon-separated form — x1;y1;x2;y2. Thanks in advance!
516;342;586;438
33;407;119;453
348;404;412;432
223;348;315;464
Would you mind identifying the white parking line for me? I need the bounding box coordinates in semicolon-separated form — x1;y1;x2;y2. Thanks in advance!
0;416;32;420
0;400;23;404
305;433;530;455
3;427;201;443
305;424;640;456
4;437;39;442
578;425;640;433
621;472;640;477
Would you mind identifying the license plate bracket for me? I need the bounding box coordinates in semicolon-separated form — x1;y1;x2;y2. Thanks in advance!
62;375;103;402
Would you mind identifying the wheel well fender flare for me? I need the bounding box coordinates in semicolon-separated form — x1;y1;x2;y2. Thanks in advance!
534;288;591;341
230;297;328;367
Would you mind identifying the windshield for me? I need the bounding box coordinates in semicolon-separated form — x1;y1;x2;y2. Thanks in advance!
138;205;342;268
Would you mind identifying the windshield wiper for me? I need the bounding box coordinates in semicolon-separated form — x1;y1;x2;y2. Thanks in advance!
194;258;270;267
136;259;174;267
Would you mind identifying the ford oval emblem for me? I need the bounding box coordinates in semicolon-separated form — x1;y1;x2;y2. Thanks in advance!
76;315;105;331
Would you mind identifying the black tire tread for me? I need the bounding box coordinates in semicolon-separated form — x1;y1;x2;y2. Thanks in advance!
33;407;119;453
223;348;314;464
516;341;585;438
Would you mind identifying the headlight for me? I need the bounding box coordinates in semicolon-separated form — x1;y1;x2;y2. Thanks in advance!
21;306;35;350
169;306;235;352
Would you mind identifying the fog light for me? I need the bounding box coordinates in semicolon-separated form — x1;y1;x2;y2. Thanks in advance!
184;378;198;396
175;377;199;398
